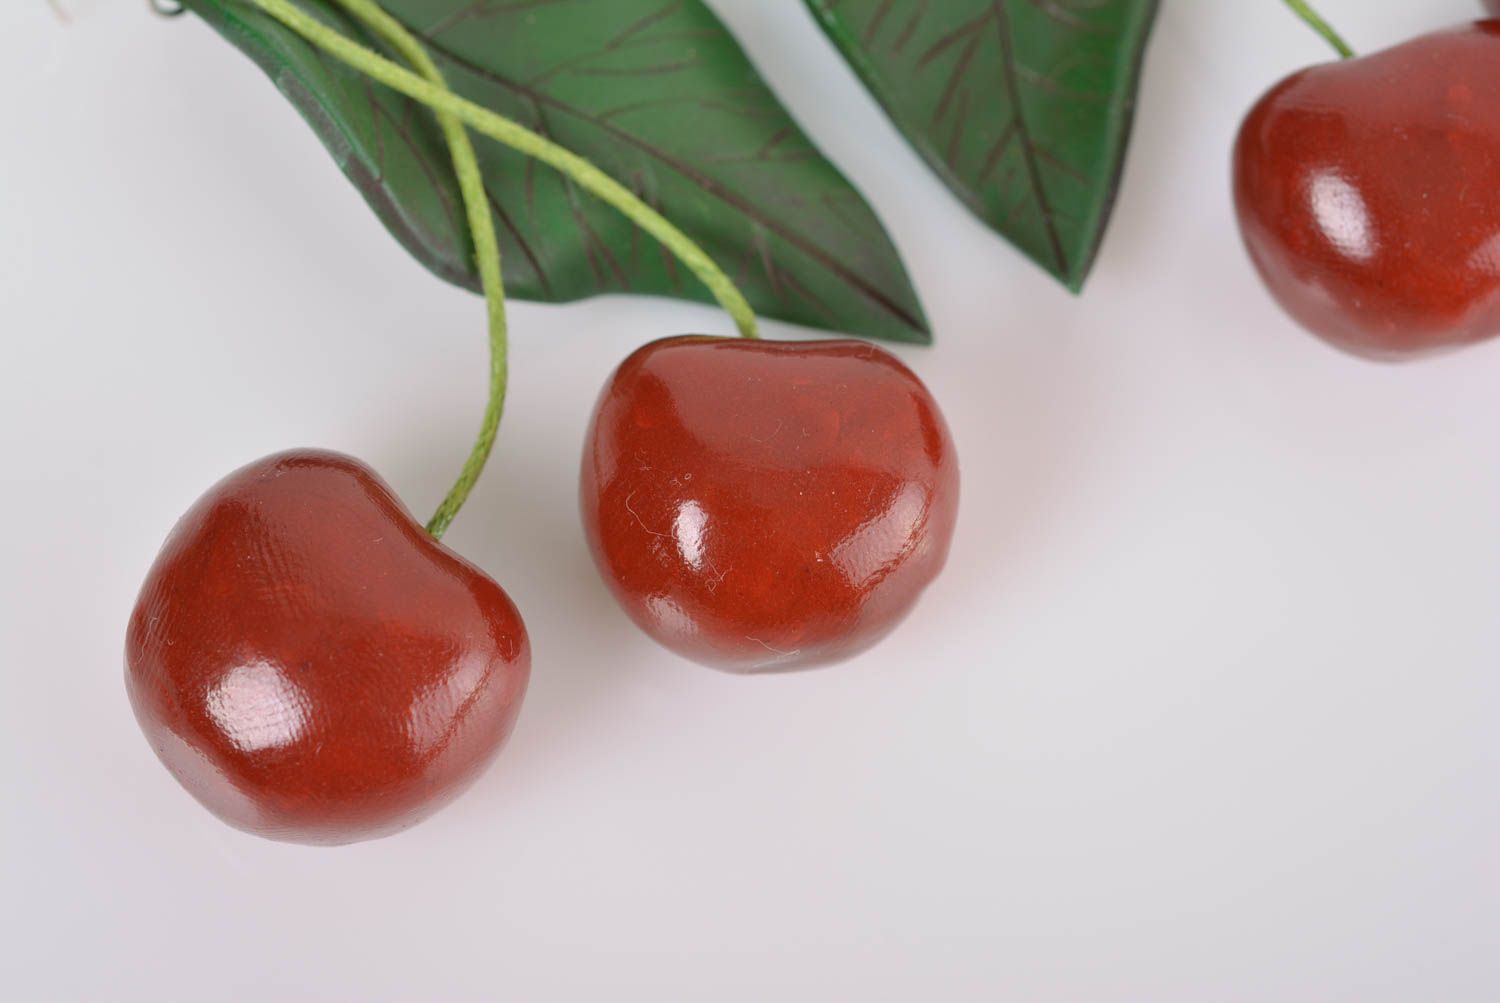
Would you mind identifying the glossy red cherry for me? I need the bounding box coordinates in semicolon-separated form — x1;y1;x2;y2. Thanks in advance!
125;450;529;845
580;336;959;673
1233;22;1500;359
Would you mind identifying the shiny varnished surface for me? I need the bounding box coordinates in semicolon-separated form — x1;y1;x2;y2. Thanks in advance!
125;450;529;845
1233;22;1500;359
581;336;959;672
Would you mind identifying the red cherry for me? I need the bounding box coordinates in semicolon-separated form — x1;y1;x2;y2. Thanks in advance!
125;450;529;845
580;336;959;673
1233;22;1500;359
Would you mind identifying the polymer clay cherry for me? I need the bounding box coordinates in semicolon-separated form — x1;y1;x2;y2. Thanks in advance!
126;451;529;844
580;336;958;673
1233;20;1500;359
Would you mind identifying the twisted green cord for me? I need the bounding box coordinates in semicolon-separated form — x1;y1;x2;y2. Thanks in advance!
324;0;507;539
1280;0;1354;59
252;0;758;341
252;0;759;536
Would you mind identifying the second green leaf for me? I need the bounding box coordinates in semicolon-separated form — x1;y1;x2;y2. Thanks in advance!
807;0;1159;292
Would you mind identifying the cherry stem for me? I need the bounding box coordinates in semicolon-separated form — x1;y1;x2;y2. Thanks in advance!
252;0;757;342
249;0;759;538
325;0;507;540
249;0;762;539
1280;0;1354;59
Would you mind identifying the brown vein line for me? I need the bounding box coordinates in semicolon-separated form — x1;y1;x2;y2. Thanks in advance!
370;96;461;239
521;94;542;224
658;238;683;293
780;270;837;325
1034;146;1088;186
1015;62;1110;103
571;189;607;286
526;44;609;89
426;0;574;39
600;84;760;109
530;34;704;88
1025;0;1112;35
818;191;876;240
1002;184;1032;228
752;225;783;298
364;79;387;181
621;29;721;44
576;194;630;289
524;156;538;225
704;125;805;166
614;1;683;46
635;179;683;292
694;99;781;121
531;101;609;286
934;32;980;125
917;12;987;71
990;1;1068;275
992;162;1022;221
572;56;700;78
946;90;970;168
862;0;895;46
423;1;479;37
892;0;931;55
732;236;758;292
976;119;1018;184
485;186;553;296
600;95;775;124
567;189;614;287
629;211;643;273
418;30;925;330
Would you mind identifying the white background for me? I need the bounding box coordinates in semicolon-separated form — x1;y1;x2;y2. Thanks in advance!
4;1;1498;1000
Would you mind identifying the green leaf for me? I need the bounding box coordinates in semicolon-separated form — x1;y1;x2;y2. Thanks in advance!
806;0;1159;291
177;0;930;343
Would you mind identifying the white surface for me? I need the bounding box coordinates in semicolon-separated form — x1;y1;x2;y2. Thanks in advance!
3;2;1499;1000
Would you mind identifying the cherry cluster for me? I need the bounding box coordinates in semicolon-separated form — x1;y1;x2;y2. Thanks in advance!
125;2;1500;846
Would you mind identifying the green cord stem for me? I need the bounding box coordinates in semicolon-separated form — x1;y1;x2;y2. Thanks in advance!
252;0;760;347
325;0;508;539
1280;0;1354;59
252;0;759;538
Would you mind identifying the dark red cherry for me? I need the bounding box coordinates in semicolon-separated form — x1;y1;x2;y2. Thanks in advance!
125;450;529;845
580;336;959;673
1233;22;1500;359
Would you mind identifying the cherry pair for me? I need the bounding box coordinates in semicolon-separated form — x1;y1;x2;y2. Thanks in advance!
126;338;958;844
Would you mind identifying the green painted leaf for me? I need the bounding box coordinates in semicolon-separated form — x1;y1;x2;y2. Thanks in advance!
178;0;930;343
806;0;1159;291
